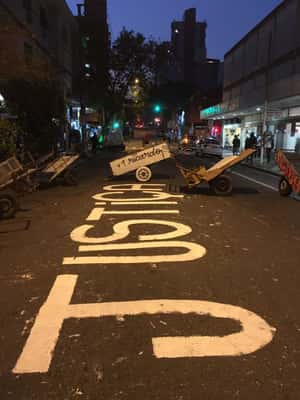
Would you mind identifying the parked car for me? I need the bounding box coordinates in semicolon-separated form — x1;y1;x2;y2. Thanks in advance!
197;137;233;159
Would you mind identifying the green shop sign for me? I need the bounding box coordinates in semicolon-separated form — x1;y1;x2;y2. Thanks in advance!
201;104;225;118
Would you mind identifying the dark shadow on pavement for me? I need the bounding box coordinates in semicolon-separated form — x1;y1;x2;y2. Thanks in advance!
0;219;31;234
232;187;259;195
175;185;259;197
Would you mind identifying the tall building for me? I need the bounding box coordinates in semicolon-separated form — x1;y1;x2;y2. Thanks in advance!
0;0;78;100
171;8;207;85
76;0;110;109
169;8;222;92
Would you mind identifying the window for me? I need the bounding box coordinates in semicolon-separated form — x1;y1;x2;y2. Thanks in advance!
24;42;33;65
23;0;32;24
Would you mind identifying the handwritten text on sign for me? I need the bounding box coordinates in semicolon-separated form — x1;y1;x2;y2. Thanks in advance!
110;144;171;176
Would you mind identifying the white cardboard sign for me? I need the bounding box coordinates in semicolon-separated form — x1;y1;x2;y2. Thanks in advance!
110;143;171;176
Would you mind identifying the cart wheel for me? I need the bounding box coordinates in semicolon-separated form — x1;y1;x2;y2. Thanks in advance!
63;170;78;186
210;175;233;196
278;177;292;197
136;166;152;182
0;190;18;219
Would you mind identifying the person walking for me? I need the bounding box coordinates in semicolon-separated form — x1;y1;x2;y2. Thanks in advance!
232;135;241;155
248;132;257;162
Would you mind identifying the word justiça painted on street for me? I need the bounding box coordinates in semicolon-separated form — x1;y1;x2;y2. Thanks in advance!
13;184;276;374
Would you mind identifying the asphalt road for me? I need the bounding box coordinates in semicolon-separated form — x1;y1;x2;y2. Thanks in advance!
0;153;300;400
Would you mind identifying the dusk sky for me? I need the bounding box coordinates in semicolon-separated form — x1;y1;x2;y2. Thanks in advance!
66;0;283;59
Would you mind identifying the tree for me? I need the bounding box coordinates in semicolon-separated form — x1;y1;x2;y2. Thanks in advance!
106;29;169;121
2;78;65;155
0;119;22;161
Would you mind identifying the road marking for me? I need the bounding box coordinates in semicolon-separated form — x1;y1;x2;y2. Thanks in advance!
110;202;179;205
103;184;166;192
63;240;207;264
13;275;275;374
232;172;277;192
71;220;192;243
103;210;179;214
93;191;183;202
86;208;105;221
86;208;179;221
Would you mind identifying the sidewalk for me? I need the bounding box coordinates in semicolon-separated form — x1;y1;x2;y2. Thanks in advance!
241;157;281;176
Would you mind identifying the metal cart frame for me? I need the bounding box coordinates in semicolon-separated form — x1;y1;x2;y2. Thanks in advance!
176;149;256;195
275;150;300;196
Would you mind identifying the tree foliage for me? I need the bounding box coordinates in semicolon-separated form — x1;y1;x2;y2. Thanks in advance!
107;29;170;120
0;119;22;161
2;79;65;155
149;82;196;110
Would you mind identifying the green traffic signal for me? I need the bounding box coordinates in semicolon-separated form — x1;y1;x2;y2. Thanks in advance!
154;104;161;113
112;121;120;129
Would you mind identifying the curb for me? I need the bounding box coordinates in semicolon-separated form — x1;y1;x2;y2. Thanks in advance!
240;162;281;177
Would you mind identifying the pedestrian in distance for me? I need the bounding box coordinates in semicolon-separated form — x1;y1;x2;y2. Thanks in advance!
256;135;262;159
91;132;98;154
248;132;257;162
245;135;250;149
265;134;274;163
232;135;241;155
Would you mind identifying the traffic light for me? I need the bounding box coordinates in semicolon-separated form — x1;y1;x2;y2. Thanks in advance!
153;104;161;113
112;121;120;130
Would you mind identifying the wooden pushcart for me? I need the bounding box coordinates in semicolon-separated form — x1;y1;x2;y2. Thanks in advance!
110;143;172;182
36;154;80;186
0;153;80;218
176;149;256;195
110;144;255;196
275;150;300;196
0;157;36;218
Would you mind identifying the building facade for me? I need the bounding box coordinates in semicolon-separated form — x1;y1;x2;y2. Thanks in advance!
0;0;79;100
170;8;208;87
76;0;110;111
201;0;300;152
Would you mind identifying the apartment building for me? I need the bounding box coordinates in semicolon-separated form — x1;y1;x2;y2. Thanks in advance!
0;0;79;99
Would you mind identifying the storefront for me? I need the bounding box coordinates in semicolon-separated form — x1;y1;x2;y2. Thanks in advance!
222;119;242;149
240;113;263;150
276;121;300;151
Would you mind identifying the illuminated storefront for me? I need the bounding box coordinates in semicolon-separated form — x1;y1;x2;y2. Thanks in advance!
223;121;242;148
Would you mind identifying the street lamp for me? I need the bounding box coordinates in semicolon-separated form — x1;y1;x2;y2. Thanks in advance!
134;78;140;85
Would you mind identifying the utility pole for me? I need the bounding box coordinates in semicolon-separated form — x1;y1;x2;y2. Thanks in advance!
261;32;272;164
261;100;268;165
